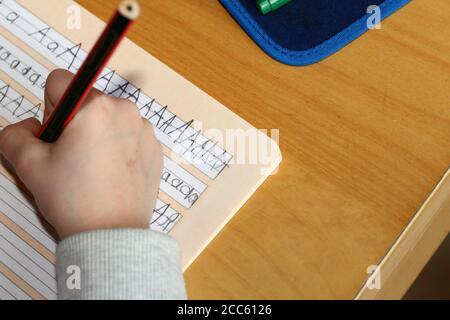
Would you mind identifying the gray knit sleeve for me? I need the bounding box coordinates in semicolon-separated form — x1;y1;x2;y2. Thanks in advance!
55;229;187;300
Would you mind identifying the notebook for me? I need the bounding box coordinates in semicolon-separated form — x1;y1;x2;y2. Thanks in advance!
0;0;281;300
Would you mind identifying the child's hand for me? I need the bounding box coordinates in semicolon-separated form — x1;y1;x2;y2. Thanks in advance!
0;69;163;239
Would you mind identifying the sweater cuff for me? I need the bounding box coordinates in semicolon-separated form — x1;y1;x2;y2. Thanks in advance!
56;229;187;300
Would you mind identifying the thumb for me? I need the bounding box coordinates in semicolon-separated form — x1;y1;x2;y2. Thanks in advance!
0;118;49;176
44;69;74;123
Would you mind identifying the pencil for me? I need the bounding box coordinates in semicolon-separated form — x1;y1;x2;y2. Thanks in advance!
38;0;140;143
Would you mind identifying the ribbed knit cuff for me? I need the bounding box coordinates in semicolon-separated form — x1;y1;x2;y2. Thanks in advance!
56;229;187;300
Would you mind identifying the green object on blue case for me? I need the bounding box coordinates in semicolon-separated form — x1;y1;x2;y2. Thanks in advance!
257;0;292;15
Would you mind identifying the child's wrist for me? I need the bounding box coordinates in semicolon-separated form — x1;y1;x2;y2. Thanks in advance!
56;218;150;240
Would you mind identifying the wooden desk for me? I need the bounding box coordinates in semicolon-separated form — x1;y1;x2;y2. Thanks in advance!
76;0;450;299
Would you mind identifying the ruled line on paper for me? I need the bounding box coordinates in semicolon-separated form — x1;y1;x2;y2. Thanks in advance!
0;246;57;299
0;271;30;300
0;223;55;277
0;283;17;300
0;177;56;252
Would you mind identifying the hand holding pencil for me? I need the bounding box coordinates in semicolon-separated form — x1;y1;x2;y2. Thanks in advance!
39;0;140;142
0;69;163;240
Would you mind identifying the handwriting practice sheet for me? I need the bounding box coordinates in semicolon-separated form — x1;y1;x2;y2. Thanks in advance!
0;0;281;300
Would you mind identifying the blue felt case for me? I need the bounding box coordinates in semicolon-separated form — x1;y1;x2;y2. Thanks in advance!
219;0;411;66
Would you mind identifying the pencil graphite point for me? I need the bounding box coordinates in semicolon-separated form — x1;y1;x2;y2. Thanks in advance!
118;0;140;20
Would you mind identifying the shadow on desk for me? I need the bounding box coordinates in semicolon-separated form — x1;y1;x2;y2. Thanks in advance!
404;234;450;300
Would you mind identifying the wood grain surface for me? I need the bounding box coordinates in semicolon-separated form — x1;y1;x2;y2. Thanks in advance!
75;0;450;299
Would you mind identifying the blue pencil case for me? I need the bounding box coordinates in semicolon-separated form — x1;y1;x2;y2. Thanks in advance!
219;0;411;66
